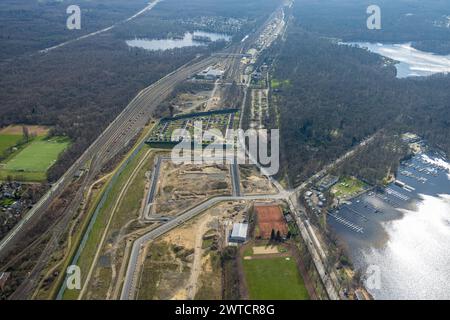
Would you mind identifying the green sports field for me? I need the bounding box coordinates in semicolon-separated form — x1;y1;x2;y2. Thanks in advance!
242;257;309;300
0;136;69;181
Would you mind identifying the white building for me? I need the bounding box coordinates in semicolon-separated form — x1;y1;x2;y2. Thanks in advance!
229;223;248;243
205;68;224;80
196;67;224;80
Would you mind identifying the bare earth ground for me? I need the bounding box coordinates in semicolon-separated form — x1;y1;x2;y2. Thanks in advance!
0;125;49;136
173;91;210;115
240;165;277;195
154;162;231;216
138;201;248;300
80;150;159;300
252;245;279;255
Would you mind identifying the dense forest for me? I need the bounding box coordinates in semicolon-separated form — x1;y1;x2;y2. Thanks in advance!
0;0;280;182
294;0;450;54
331;134;409;185
272;4;450;186
0;0;150;60
113;0;281;41
0;0;280;61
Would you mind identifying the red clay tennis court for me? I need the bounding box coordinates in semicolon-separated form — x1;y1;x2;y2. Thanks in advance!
254;204;288;239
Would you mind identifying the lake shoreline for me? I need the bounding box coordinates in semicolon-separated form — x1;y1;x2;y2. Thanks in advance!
341;41;450;78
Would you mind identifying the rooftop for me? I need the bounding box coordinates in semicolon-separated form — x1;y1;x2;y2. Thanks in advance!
230;223;248;239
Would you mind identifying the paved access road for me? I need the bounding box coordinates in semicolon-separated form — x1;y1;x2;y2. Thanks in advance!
0;55;220;259
120;193;284;300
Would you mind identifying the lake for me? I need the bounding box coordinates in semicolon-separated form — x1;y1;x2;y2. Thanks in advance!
328;149;450;299
126;31;231;51
344;42;450;78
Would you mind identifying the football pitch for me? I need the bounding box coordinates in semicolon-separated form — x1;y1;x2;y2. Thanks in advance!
242;256;310;300
0;136;70;181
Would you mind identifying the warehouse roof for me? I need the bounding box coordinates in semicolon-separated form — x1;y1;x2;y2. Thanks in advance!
230;223;248;240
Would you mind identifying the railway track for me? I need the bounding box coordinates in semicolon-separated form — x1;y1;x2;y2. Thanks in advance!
1;3;287;299
1;56;221;299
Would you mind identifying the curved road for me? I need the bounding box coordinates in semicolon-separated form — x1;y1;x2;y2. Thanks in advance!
120;193;285;300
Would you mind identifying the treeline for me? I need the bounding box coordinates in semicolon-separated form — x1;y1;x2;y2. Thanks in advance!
412;40;450;56
0;0;149;60
0;35;205;182
332;134;409;185
113;0;281;42
1;0;281;183
272;22;450;186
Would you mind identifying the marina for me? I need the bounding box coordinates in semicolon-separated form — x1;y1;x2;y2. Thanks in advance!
328;150;450;299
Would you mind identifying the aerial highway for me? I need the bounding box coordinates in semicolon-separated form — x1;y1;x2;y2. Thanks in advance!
143;155;241;220
119;129;377;300
118;1;352;300
119;2;352;301
52;17;267;297
89;2;372;301
2;19;287;259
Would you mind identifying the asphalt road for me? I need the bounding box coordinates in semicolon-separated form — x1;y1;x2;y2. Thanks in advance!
120;193;284;300
121;5;289;300
144;155;241;220
119;2;376;301
230;161;241;196
143;155;164;219
4;2;291;299
0;53;228;299
0;55;220;258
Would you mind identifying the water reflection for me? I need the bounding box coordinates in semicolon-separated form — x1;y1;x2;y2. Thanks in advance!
126;31;231;51
329;151;450;299
344;42;450;78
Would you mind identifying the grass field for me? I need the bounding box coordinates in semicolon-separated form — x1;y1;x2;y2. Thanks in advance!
0;134;22;155
0;136;69;181
61;145;151;300
242;257;309;300
331;176;367;199
270;79;290;89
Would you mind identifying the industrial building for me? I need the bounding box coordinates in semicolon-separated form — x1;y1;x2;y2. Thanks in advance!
196;66;224;80
229;223;248;243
